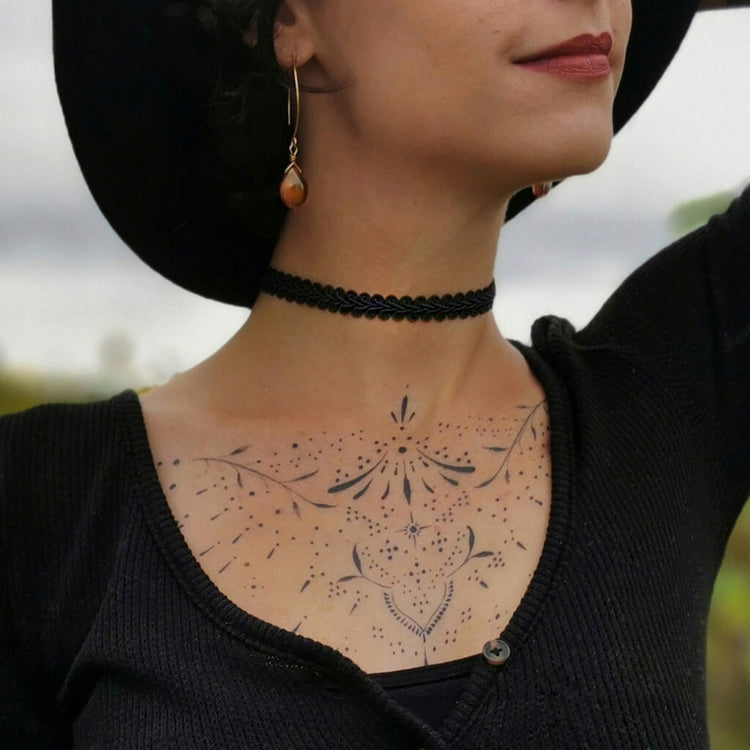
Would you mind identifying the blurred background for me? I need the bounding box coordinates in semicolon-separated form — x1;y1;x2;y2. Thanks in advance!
1;2;748;746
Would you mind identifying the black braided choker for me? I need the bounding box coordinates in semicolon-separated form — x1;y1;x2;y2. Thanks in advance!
257;267;496;321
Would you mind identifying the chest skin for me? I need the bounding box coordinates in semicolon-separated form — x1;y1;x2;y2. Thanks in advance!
147;392;551;673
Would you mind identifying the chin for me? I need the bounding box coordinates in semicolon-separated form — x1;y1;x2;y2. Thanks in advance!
514;116;615;185
562;134;613;177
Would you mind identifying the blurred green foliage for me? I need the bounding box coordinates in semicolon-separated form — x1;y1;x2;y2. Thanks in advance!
670;191;738;236
0;367;748;748
707;510;750;749
0;368;113;415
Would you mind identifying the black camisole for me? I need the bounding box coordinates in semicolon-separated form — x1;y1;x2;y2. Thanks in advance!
371;654;478;730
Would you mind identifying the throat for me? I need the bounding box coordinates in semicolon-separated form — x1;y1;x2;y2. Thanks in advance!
188;304;518;426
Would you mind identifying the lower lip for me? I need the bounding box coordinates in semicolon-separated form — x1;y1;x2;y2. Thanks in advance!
517;54;611;81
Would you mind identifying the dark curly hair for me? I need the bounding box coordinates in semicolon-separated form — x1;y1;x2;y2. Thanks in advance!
160;0;319;241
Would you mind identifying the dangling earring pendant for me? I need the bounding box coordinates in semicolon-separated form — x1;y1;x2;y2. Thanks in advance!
280;142;307;208
280;66;308;208
532;182;552;199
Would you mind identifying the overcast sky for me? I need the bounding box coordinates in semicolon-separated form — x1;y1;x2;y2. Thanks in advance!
0;6;749;382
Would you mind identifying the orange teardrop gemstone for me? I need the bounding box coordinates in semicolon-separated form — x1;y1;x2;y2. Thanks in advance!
280;164;308;208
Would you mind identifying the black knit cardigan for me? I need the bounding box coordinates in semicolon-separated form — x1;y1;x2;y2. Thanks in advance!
1;187;749;749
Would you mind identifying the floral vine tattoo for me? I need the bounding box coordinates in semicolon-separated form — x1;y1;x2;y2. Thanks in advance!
335;526;495;656
194;451;336;517
325;396;477;505
476;401;547;488
163;391;550;666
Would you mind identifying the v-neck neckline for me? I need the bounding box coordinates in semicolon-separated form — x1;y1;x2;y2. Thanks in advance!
119;333;575;747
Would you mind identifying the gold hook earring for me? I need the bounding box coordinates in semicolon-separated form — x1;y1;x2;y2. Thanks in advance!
532;182;552;199
279;66;308;208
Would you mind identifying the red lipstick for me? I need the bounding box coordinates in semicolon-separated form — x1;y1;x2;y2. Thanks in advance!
515;33;613;81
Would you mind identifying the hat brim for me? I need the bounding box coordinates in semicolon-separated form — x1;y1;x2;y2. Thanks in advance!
53;0;701;307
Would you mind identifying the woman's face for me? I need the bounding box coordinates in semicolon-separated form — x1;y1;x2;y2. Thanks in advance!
296;0;633;194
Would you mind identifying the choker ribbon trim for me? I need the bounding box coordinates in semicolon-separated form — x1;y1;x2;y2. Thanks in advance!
258;267;496;321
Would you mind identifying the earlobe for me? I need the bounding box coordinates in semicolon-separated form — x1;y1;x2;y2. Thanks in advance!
273;0;317;71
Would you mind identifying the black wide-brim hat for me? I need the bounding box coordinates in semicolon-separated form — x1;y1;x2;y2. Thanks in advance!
53;0;701;307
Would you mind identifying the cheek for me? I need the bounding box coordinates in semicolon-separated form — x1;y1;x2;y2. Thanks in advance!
612;0;633;88
619;0;634;36
343;11;509;155
318;0;623;185
327;3;499;114
336;39;460;152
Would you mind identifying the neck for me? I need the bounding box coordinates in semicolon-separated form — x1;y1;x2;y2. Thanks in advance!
270;126;510;296
183;295;533;433
175;130;531;424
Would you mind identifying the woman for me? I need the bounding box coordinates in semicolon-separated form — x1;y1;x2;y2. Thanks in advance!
1;0;748;747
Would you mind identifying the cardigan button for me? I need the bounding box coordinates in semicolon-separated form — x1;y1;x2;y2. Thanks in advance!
482;638;510;665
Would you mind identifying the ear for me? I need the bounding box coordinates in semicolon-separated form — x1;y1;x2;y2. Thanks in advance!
273;0;317;71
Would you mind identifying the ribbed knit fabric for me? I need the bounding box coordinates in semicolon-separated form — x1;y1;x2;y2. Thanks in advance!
1;186;748;749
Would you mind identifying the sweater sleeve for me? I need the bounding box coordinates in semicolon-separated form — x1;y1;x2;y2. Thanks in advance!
0;592;70;748
706;186;750;516
575;184;750;527
0;397;131;749
0;407;74;748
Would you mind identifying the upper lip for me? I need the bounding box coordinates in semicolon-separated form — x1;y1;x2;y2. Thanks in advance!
514;32;613;63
